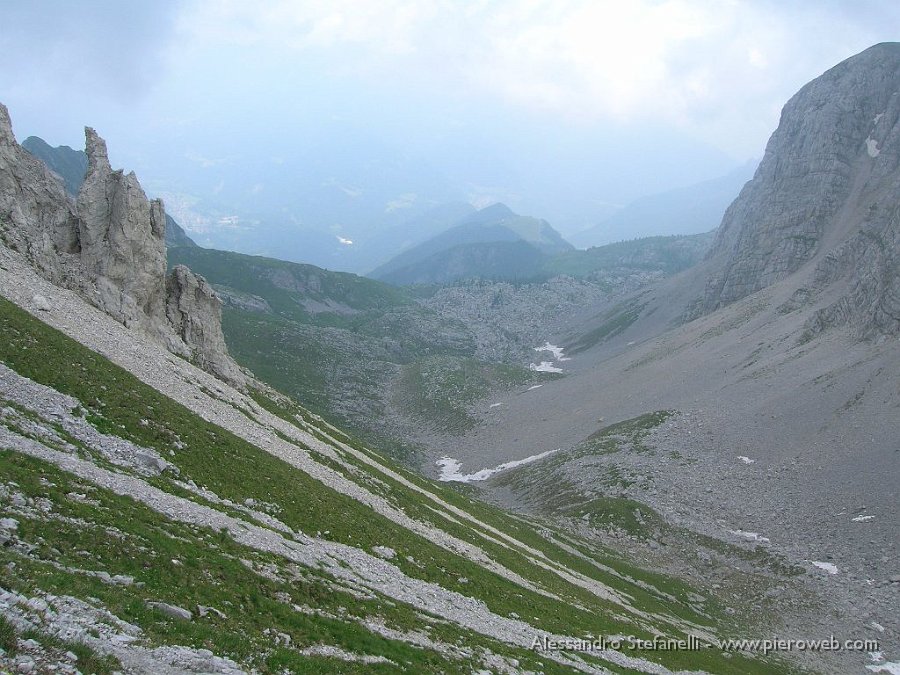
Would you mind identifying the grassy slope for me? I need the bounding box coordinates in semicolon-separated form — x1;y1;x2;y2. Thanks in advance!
168;246;544;460
168;246;411;327
0;296;795;674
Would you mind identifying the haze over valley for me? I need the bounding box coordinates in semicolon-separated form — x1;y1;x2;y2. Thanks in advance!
1;4;899;675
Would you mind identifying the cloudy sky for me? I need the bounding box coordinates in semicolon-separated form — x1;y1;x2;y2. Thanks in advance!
1;1;899;263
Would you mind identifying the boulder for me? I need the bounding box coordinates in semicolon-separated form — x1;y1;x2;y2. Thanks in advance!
147;601;193;622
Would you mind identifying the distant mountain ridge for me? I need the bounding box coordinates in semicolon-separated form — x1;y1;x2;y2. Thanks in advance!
571;162;755;248
22;135;198;249
370;203;573;285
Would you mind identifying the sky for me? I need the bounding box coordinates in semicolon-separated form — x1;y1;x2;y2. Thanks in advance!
1;1;899;267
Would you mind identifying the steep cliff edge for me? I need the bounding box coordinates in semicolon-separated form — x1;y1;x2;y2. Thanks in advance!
696;42;900;338
0;103;243;386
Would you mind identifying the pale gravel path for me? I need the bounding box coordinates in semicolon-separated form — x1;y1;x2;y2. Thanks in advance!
1;426;700;675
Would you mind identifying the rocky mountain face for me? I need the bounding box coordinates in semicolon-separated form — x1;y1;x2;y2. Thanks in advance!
0;103;242;386
22;135;197;249
697;43;900;338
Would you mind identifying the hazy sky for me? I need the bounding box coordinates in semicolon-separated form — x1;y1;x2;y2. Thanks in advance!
1;1;899;263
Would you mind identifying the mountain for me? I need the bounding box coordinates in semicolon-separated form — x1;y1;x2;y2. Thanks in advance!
371;203;573;285
570;163;755;248
0;102;780;674
403;46;900;672
166;245;531;450
358;201;477;273
0;261;777;675
22;135;198;250
544;232;715;279
695;42;900;339
165;228;724;472
163;214;198;248
377;240;549;286
21;135;87;196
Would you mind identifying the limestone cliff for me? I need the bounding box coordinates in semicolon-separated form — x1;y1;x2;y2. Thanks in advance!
696;42;900;338
0;103;244;385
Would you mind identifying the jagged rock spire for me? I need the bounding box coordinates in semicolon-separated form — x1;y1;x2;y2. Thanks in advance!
0;102;245;387
83;127;111;175
0;103;15;147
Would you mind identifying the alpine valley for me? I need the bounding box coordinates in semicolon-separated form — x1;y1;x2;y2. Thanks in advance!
0;43;898;675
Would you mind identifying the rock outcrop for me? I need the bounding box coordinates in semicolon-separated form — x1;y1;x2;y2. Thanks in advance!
21;135;198;249
76;127;170;335
0;104;81;285
0;103;244;386
696;42;900;338
166;265;243;384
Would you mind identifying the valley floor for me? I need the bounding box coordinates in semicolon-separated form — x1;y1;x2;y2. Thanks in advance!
403;278;900;675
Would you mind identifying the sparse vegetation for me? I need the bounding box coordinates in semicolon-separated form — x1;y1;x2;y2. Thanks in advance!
0;614;17;654
565;297;649;354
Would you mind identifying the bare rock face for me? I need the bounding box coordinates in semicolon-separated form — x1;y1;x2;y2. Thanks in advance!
696;42;900;338
0;103;244;386
0;104;81;283
76;127;169;335
166;265;245;385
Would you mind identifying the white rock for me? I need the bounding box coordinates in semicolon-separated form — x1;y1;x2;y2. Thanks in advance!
147;601;193;621
31;294;51;312
372;546;396;560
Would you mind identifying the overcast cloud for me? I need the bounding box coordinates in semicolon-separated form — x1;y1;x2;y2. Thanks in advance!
1;1;898;263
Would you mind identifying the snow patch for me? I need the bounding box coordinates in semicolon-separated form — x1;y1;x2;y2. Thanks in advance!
534;342;570;361
811;561;839;575
853;514;875;522
867;660;900;674
866;138;881;158
436;449;560;483
737;456;755;464
489;402;503;409
530;361;563;373
529;342;568;373
527;384;543;391
874;112;884;125
730;529;769;543
336;236;354;246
